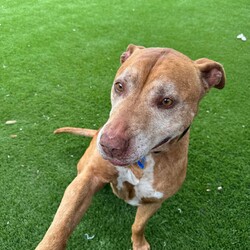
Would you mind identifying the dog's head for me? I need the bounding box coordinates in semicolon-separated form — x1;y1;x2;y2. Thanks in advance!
97;44;225;166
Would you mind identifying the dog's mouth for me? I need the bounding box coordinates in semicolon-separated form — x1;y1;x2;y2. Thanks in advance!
101;135;173;167
104;137;172;167
102;151;142;167
107;158;130;167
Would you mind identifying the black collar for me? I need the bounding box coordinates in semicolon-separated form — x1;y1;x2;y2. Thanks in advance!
152;125;191;151
177;125;190;141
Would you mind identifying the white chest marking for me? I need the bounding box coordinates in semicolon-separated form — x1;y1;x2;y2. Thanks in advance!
116;155;164;206
116;167;140;189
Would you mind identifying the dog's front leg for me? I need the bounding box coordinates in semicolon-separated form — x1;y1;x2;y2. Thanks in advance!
132;203;162;250
36;171;104;250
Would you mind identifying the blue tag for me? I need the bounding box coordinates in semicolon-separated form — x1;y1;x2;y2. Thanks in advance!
137;156;146;169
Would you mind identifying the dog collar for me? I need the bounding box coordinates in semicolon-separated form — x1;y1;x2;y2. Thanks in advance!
177;125;191;141
152;125;191;151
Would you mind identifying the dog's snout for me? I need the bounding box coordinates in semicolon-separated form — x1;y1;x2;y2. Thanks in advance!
100;133;129;158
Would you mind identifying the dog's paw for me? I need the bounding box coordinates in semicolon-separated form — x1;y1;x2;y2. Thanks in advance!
133;241;150;250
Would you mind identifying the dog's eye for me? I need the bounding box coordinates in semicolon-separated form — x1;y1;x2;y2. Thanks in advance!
159;98;174;109
114;82;124;93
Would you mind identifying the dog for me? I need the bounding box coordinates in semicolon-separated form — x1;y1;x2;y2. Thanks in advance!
36;44;225;250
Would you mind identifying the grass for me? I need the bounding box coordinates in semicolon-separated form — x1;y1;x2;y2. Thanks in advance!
0;0;249;249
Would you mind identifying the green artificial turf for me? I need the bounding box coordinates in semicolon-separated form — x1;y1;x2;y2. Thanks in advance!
1;0;249;249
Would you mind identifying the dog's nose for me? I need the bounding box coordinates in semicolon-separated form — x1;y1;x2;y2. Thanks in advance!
100;133;129;158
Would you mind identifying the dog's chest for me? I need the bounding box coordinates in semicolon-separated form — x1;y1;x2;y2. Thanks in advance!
112;155;164;206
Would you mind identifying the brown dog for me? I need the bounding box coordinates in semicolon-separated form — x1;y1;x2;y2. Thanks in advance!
36;45;225;250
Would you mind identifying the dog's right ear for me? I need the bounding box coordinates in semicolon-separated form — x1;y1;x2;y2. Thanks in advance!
120;44;145;64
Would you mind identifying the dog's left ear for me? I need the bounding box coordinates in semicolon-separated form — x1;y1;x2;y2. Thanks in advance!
195;58;226;92
120;44;145;64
